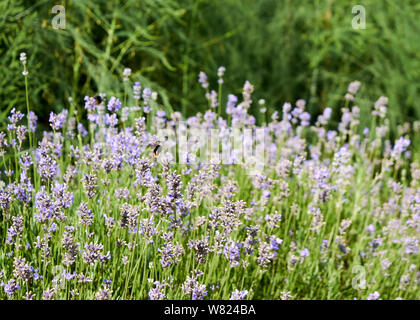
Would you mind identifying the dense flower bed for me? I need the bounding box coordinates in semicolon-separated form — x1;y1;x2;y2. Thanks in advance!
0;58;419;300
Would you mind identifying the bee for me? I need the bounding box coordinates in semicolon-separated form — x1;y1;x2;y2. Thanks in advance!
94;95;103;105
321;190;329;203
153;145;162;158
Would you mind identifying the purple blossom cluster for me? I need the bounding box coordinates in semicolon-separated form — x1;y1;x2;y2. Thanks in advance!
0;63;419;300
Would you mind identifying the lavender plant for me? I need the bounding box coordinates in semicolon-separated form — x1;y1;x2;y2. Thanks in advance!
0;56;419;300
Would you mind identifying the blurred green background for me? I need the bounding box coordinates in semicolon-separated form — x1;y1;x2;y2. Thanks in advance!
0;0;419;132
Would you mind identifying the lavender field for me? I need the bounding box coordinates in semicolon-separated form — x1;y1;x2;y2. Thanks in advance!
0;54;419;300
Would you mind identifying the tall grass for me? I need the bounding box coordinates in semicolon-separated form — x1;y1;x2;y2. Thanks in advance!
0;1;419;134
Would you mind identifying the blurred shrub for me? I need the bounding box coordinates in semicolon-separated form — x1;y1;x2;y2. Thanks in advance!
0;0;419;134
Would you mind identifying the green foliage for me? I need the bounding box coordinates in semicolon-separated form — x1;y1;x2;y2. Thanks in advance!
0;0;419;134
